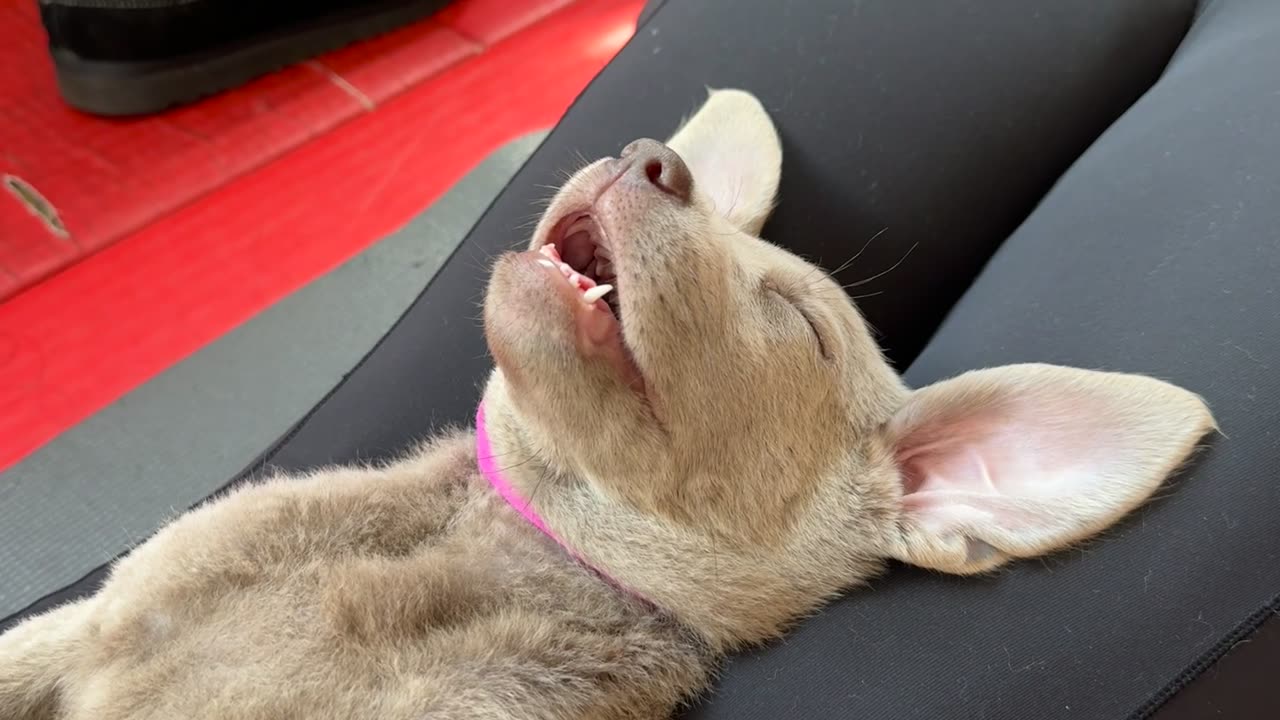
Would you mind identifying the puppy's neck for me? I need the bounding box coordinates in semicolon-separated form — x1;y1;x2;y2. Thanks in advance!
478;374;897;651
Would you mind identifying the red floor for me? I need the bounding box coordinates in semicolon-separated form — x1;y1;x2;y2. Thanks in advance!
0;0;643;470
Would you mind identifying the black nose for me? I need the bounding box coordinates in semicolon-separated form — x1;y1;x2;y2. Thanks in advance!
620;138;693;203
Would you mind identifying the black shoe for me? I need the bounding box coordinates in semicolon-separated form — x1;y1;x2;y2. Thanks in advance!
38;0;454;116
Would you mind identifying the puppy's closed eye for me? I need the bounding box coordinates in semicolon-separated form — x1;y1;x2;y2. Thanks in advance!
762;279;829;359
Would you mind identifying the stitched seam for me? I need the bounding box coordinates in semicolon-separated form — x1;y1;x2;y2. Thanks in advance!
1127;593;1280;720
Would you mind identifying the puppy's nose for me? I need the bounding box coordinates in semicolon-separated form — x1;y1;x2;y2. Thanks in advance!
620;138;692;203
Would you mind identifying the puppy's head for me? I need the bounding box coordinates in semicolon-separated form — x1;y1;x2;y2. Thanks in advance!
486;90;894;539
485;90;1214;577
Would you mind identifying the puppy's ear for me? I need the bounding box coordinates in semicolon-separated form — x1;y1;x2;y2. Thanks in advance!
667;88;781;235
0;600;93;719
883;364;1215;574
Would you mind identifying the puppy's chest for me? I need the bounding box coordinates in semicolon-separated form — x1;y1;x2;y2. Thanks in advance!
106;475;575;654
81;458;709;718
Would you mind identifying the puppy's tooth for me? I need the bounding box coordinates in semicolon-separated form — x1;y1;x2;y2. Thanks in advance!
537;259;556;268
582;284;613;304
569;272;582;286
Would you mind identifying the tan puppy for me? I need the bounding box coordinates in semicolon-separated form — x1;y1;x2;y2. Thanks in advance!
0;90;1214;720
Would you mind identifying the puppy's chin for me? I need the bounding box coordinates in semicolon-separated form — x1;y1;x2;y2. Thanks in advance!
484;251;645;407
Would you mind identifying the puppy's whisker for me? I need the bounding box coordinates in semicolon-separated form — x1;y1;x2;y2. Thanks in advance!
463;247;501;276
476;447;531;463
831;226;889;276
555;161;581;181
495;457;539;481
794;227;893;293
847;290;884;301
793;265;831;290
524;455;557;511
842;242;919;289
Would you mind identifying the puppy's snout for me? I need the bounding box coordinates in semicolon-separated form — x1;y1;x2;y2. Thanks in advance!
621;138;692;203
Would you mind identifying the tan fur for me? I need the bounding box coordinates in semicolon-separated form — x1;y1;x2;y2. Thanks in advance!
0;90;1215;719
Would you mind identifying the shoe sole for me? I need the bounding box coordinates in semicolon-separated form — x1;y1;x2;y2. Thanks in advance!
50;0;454;116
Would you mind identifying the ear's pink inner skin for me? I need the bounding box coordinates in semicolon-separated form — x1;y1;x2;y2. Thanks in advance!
896;396;1114;538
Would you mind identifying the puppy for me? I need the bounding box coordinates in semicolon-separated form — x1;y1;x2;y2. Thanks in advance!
0;90;1214;719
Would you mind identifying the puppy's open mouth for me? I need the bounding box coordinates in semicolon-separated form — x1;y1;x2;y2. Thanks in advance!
534;211;647;398
538;212;621;319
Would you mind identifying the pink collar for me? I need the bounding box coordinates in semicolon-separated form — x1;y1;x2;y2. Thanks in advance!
475;402;655;608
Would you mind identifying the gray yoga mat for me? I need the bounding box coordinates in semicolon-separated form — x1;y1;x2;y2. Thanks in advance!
0;132;547;618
